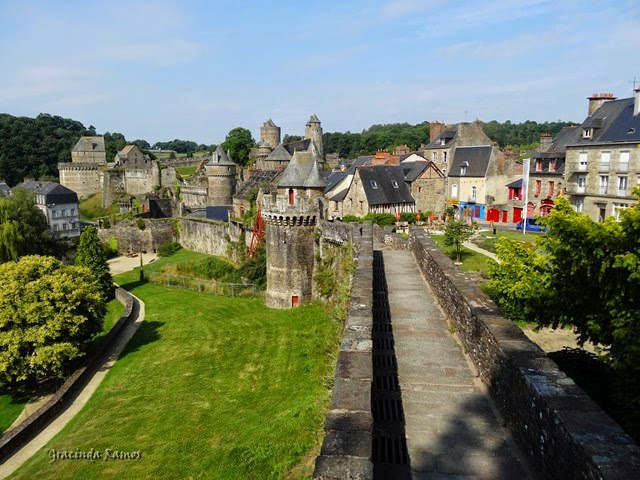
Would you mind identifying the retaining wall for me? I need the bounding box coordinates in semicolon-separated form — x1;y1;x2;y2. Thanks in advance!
0;288;136;463
409;228;640;480
314;222;374;479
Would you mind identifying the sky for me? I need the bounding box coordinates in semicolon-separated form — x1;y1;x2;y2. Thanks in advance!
0;0;638;146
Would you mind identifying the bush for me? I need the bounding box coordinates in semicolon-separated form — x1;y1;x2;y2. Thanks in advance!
158;241;182;257
191;257;235;280
136;218;146;230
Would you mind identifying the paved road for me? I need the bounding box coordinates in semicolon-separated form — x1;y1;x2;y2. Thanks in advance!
375;247;530;479
0;296;145;479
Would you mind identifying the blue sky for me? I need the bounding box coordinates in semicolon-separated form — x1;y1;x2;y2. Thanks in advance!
1;0;638;145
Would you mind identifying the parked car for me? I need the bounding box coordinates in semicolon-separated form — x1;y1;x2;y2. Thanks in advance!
515;217;547;232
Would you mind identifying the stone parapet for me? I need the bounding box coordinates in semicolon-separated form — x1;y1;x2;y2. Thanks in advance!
409;228;640;480
314;221;374;480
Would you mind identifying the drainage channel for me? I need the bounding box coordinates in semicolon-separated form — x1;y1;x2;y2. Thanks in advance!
371;250;411;479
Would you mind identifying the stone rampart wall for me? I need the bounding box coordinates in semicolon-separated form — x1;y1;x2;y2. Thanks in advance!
179;218;229;257
314;221;374;479
408;228;640;480
0;288;135;463
98;218;175;254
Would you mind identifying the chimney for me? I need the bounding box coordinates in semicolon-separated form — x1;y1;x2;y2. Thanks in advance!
539;133;553;152
429;121;445;143
635;87;640;116
588;93;616;116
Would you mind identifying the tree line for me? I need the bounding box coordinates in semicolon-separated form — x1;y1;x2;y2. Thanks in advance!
0;112;576;187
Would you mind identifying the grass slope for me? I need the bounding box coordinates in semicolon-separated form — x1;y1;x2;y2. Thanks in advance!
10;280;340;479
0;298;126;434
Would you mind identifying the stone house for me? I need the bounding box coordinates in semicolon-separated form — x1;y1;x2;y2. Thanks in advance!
399;155;447;217
16;180;80;238
447;145;497;220
113;145;150;168
564;89;640;222
340;165;416;217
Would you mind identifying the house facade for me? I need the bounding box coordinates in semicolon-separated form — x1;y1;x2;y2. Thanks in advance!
564;89;640;222
17;180;80;238
447;145;497;220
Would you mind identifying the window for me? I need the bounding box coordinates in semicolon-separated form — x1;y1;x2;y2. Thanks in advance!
600;151;611;171
62;223;67;231
370;180;378;189
71;208;76;216
391;180;399;188
443;152;448;164
535;159;543;172
288;188;294;205
53;224;59;232
548;181;555;197
579;152;588;171
619;151;630;172
549;159;556;172
583;128;593;139
574;198;584;213
618;176;628;195
577;175;586;193
432;152;437;162
613;203;629;221
460;165;467;176
535;180;541;196
599;175;609;194
471;186;477;200
451;184;458;199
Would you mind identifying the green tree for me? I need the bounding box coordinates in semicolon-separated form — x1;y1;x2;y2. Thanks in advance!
222;127;255;167
0;188;51;262
443;219;473;263
75;226;113;300
0;255;105;386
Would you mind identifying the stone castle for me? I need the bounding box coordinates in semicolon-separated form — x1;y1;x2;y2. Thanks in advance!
58;136;177;207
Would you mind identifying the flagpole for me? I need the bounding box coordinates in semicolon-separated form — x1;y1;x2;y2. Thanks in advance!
522;158;530;235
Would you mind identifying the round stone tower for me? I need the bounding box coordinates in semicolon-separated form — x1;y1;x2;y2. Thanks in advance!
262;148;326;308
304;114;324;160
260;119;281;149
206;145;237;205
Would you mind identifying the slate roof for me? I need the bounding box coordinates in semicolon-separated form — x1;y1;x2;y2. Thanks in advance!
357;165;415;206
278;149;326;188
399;152;427;162
265;143;292;162
235;170;281;200
17;180;78;204
72;136;105;153
573;97;640;145
346;156;373;174
208;145;235;165
283;138;311;156
402;161;430;182
534;126;580;157
529;158;565;175
506;179;522;188
324;171;348;193
425;127;457;148
263;118;277;127
308;114;321;123
449;145;493;177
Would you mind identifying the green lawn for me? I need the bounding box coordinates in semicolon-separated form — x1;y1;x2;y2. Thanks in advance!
429;234;494;274
176;165;198;178
78;193;120;221
470;229;540;254
0;298;126;434
10;271;341;479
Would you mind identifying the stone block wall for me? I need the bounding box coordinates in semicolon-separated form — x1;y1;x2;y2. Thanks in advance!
97;218;175;254
179;218;229;257
409;228;640;480
314;222;374;480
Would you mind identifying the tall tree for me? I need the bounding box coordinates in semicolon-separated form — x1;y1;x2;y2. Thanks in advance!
75;226;113;300
222;127;255;167
0;255;105;386
0;188;51;262
443;219;473;263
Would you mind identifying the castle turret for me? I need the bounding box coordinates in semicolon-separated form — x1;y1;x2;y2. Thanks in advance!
205;145;237;205
304;114;324;160
262;142;326;308
260;119;281;149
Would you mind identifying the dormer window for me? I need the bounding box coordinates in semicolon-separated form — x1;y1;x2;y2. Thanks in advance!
460;162;468;176
583;128;593;139
391;180;399;188
370;180;378;189
535;159;543;172
549;159;556;172
439;138;446;146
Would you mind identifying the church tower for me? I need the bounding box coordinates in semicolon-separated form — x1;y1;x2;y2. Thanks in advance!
262;141;326;308
304;114;324;160
205;145;237;206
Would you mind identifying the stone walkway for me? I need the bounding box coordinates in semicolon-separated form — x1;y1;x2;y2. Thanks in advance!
375;247;530;479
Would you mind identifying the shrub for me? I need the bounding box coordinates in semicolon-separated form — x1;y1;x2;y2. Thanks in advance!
136;218;146;230
158;241;182;257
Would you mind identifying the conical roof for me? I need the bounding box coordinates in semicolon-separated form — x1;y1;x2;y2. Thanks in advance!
277;145;326;189
265;143;292;162
308;113;320;124
208;145;235;165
